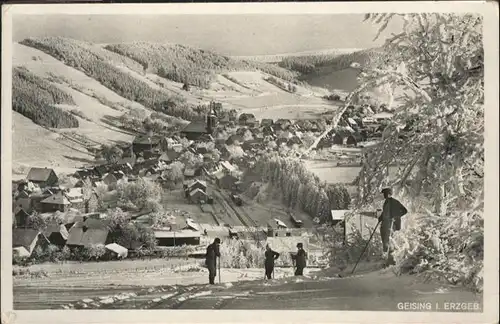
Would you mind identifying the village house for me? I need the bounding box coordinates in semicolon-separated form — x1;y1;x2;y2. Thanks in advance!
261;119;274;127
294;119;310;132
40;191;72;213
12;228;50;258
215;172;239;191
26;167;59;188
219;160;237;174
28;191;51;213
218;145;233;161
273;119;292;131
118;155;136;169
238;113;256;126
278;130;294;140
276;138;289;147
84;191;99;214
247;120;261;128
101;171;126;188
132;134;162;154
195;145;209;155
181;108;218;141
218;114;230;124
43;223;69;247
186;179;208;193
13;208;31;228
346;134;360;146
74;168;93;180
159;150;180;164
180;121;210;141
189;188;208;204
65;188;85;211
225;134;245;146
63;212;101;230
261;126;276;137
142;150;160;160
66;218;111;248
14;190;32;213
333;134;344;145
235;127;249;136
92;165;110;179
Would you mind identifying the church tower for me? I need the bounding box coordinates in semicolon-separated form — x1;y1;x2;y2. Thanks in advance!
206;102;219;134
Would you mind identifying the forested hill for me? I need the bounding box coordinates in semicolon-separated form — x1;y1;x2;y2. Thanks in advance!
278;47;384;75
103;41;298;89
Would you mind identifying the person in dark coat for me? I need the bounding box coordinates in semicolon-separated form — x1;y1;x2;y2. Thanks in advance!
378;188;408;258
264;244;280;280
291;243;307;276
205;238;221;284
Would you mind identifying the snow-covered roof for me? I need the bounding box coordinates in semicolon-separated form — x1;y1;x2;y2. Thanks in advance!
186;218;200;231
220;161;236;172
105;243;128;258
274;218;287;228
154;230;201;238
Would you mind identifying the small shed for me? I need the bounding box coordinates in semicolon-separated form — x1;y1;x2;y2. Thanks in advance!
105;243;128;259
154;230;202;247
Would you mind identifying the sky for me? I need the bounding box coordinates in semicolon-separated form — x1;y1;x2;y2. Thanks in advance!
13;14;403;56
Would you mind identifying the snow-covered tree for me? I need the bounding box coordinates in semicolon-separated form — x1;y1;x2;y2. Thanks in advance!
353;13;484;291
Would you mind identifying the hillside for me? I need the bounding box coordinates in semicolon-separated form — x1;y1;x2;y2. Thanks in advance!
279;47;383;75
104;42;298;89
12;37;349;174
231;48;363;63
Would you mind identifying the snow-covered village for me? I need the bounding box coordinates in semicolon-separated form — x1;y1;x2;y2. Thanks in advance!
5;8;489;315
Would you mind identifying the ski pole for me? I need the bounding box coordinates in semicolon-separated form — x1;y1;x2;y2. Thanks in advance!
218;256;221;284
351;220;381;275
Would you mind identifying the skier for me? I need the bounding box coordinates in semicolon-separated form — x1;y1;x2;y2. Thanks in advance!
291;243;307;276
264;244;280;280
205;237;221;285
378;188;408;263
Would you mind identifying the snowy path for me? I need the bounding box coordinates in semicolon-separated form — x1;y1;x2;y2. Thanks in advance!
14;267;481;311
